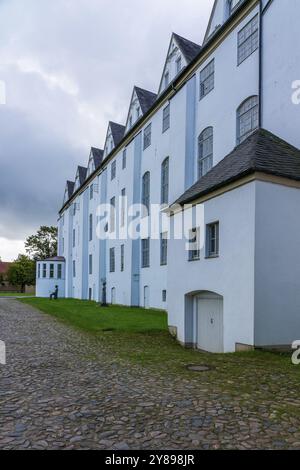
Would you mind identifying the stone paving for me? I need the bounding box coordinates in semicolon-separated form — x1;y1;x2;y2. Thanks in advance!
1;298;300;450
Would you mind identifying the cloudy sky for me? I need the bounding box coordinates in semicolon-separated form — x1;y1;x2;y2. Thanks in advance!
0;0;213;261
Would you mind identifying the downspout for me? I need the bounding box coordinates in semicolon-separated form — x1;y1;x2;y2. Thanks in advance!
258;0;263;128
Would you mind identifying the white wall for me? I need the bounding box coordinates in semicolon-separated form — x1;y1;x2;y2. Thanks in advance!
36;262;65;298
254;180;300;346
168;182;256;352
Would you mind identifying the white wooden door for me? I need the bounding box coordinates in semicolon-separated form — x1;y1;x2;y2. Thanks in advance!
144;286;150;309
197;297;223;353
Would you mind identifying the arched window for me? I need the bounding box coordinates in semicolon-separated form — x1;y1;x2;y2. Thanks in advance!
142;171;150;215
198;127;213;179
237;96;259;144
161;158;169;205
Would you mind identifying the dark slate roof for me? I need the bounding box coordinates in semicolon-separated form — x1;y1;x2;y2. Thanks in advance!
110;122;125;147
91;147;104;169
66;181;75;199
135;87;157;114
42;256;65;262
175;129;300;206
78;166;87;186
173;33;201;63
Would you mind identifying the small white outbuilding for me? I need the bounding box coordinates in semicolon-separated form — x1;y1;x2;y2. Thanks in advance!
36;257;66;298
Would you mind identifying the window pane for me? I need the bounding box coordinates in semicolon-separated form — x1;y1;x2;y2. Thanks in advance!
200;59;215;99
198;127;213;178
237;96;259;143
238;15;259;65
143;124;152;150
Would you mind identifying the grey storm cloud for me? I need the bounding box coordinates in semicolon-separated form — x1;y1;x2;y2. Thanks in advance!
0;0;213;250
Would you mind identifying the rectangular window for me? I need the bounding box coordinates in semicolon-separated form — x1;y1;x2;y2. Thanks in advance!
57;264;62;279
160;233;168;266
89;254;93;275
121;244;125;272
110;197;116;233
121;188;126;227
200;59;215;99
176;56;182;74
38;264;41;279
49;264;54;279
141;238;150;268
238;15;259;65
90;184;93;200
162;104;170;133
162;290;167;303
161;158;169;204
122;149;127;169
73;260;76;278
89;288;92;301
164;71;169;88
110;248;115;273
73;203;76;216
143;124;152;150
206;222;219;257
188;228;200;261
89;214;93;241
111;160;116;180
72;228;76;248
43;264;47;278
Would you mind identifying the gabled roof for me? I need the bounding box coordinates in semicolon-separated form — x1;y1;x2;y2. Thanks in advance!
66;181;75;199
204;0;249;43
91;147;104;169
77;166;87;186
158;32;201;95
172;33;202;63
175;129;300;206
135;87;157;114
109;121;126;147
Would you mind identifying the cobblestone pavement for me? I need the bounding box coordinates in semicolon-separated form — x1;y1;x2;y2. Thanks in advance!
1;298;300;450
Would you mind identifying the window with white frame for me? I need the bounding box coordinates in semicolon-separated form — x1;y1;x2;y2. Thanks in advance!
160;232;168;266
110;197;116;233
72;229;76;248
162;104;170;133
200;59;215;99
142;238;150;268
143;124;152;150
73;260;76;278
198;127;213;178
176;56;182;75
43;263;47;278
38;264;41;278
121;188;126;227
228;0;243;15
89;214;93;241
142;172;150;216
162;290;167;302
161;157;169;205
89;254;93;275
49;264;54;279
90;184;93;200
122;149;127;169
111;160;116;180
164;71;169;89
237;96;259;144
57;264;62;279
121;244;125;272
238;15;259;65
206;222;219;257
109;248;115;273
188;228;200;261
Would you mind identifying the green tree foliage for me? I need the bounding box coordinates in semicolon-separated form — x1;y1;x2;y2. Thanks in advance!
7;255;36;293
25;226;58;261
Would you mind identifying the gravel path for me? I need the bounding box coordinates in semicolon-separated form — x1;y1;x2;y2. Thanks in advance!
1;298;300;450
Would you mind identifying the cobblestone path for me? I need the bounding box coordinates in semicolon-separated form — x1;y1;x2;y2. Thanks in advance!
1;299;300;450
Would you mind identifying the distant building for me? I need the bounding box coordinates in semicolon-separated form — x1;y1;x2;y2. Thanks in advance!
0;262;13;291
37;0;300;352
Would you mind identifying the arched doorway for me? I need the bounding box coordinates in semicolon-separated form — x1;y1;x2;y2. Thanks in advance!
185;291;224;353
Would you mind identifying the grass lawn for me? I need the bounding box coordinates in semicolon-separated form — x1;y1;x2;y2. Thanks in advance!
20;298;297;379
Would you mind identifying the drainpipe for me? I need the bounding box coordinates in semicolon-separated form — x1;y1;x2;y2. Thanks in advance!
258;0;263;128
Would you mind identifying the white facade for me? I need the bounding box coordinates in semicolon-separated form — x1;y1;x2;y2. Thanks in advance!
52;0;300;352
36;258;65;298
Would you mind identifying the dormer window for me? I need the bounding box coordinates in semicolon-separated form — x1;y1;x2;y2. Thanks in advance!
136;107;140;119
228;0;243;15
176;56;182;75
129;116;133;128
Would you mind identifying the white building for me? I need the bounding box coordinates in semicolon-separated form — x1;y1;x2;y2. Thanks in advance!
37;0;300;352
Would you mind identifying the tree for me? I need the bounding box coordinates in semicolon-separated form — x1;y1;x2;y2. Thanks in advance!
25;226;58;261
7;255;36;293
